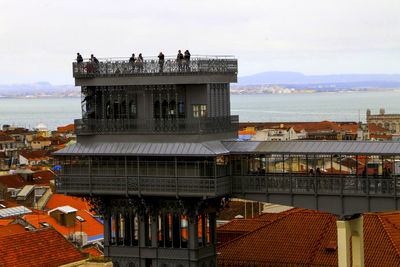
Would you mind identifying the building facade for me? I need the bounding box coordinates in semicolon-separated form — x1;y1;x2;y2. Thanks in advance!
55;56;238;267
367;108;400;134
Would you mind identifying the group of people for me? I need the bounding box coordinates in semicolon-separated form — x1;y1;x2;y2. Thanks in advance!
76;53;99;73
129;53;144;72
176;50;191;71
76;50;192;73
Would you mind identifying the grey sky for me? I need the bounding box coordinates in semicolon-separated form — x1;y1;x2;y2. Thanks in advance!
0;0;399;84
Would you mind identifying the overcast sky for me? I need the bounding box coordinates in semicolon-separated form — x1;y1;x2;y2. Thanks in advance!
0;0;399;84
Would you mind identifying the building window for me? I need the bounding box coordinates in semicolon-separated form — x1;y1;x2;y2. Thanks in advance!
193;105;207;118
129;100;137;119
201;105;207;117
178;100;185;118
193;105;199;118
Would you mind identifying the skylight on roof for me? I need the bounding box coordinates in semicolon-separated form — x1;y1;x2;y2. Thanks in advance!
76;215;86;222
0;206;33;218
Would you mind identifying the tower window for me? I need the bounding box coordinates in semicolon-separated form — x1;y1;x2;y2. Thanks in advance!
193;105;207;118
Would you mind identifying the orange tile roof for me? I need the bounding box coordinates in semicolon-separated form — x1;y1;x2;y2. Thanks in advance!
0;219;14;226
217;201;264;220
57;124;74;132
364;212;400;266
0;174;25;188
0;224;26;237
218;219;267;233
0;132;14;142
45;194;95;215
0;170;54;188
0;227;85;267
23;209;103;238
218;209;338;266
218;208;400;266
81;246;103;257
19;150;52;160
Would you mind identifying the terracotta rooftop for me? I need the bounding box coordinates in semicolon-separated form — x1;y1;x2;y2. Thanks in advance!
57;124;74;132
0;170;54;188
217;201;264;220
0;224;27;237
81;246;103;258
218;208;400;266
4;128;30;135
0;227;85;266
45;194;95;215
0;174;25;188
0;132;14;142
218;208;338;266
23;209;103;238
19;150;52;160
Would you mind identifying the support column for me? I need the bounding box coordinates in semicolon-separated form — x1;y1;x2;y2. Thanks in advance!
151;215;158;247
104;212;111;256
337;216;364;267
139;215;146;248
188;215;199;250
209;213;217;245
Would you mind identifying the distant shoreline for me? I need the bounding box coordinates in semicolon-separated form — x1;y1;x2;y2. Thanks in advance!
0;88;400;99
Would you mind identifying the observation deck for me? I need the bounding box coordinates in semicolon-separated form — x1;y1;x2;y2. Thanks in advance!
74;116;239;136
73;56;238;86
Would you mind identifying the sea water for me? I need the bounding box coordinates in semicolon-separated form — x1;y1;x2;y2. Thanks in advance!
0;91;399;130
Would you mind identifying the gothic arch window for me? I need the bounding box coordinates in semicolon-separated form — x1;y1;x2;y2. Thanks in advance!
154;100;160;119
113;101;120;119
162;100;168;118
169;100;176;117
106;101;111;119
121;101;127;119
129;100;137;119
178;100;185;118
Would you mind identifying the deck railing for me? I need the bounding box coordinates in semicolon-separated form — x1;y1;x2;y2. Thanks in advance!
73;56;238;78
74;116;238;135
232;173;400;196
55;175;232;197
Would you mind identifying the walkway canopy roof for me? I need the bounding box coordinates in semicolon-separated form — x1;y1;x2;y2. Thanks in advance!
223;140;400;155
54;140;400;157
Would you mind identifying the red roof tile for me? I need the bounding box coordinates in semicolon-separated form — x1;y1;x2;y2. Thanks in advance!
81;247;103;257
19;150;52;160
23;209;103;238
218;208;400;266
45;194;95;215
0;132;14;142
0;227;85;266
218;209;338;266
0;224;27;237
0;174;25;188
57;124;74;132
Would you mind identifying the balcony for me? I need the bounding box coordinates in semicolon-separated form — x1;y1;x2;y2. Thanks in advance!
73;56;238;79
74;116;238;135
56;175;231;198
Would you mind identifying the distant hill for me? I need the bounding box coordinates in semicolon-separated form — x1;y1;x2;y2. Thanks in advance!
0;82;79;98
238;72;400;85
0;82;76;93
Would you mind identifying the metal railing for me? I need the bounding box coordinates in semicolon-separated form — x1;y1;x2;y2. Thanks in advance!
74;116;238;135
73;56;238;78
232;173;400;196
55;175;231;197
